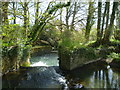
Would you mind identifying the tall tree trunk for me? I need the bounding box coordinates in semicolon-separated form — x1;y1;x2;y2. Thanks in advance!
13;2;16;24
96;1;102;44
0;2;2;25
101;2;109;39
103;2;118;43
70;2;77;31
35;2;39;24
105;2;110;32
66;7;69;30
2;2;9;24
85;2;95;41
23;2;29;39
0;1;1;74
20;2;30;67
60;7;63;33
115;2;120;40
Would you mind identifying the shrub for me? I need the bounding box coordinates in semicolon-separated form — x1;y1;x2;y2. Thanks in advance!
59;29;86;50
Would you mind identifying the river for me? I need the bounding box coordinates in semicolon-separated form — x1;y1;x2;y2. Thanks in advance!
2;52;120;89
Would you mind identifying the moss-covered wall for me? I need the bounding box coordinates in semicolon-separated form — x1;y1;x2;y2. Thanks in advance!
2;46;20;74
58;47;98;70
31;46;52;57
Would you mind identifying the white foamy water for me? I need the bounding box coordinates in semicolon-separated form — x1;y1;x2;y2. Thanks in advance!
30;53;59;67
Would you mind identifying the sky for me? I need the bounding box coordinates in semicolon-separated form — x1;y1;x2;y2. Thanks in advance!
7;0;120;29
8;1;88;27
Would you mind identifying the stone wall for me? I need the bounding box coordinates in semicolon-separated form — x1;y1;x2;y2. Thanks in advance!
58;47;98;70
31;46;52;57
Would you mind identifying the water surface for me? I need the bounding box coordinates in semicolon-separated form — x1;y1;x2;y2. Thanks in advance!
2;53;120;89
30;53;59;67
65;63;120;88
30;53;120;88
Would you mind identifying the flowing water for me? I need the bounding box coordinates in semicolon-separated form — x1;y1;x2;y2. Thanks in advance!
2;52;120;89
30;52;59;67
30;52;120;89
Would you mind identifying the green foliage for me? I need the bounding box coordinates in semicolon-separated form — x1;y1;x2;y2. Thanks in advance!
44;23;61;40
89;27;97;41
74;46;97;60
2;23;32;59
2;24;20;47
48;2;70;14
108;52;120;62
2;24;31;47
59;29;86;50
110;39;120;44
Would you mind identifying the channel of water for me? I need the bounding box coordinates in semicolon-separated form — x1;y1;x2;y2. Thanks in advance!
2;52;120;89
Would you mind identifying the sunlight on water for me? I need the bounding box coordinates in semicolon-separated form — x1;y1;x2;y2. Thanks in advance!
30;53;59;67
30;61;48;67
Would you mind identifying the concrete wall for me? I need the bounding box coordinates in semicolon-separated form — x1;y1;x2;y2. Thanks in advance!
58;47;98;70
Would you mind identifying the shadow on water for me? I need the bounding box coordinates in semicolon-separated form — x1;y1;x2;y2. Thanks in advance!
64;61;120;89
2;52;120;89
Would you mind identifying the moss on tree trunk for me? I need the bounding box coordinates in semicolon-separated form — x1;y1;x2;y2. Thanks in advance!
20;46;31;67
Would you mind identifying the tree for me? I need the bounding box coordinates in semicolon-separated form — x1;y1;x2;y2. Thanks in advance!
114;2;120;40
85;2;95;40
96;1;102;44
102;1;118;43
35;2;40;24
2;2;9;24
29;2;70;44
101;2;110;39
64;1;86;31
0;2;2;25
70;2;77;31
23;2;29;39
12;2;16;24
59;2;63;33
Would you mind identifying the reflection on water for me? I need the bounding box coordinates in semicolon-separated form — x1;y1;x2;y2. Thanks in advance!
65;64;120;88
30;53;59;67
84;68;120;88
